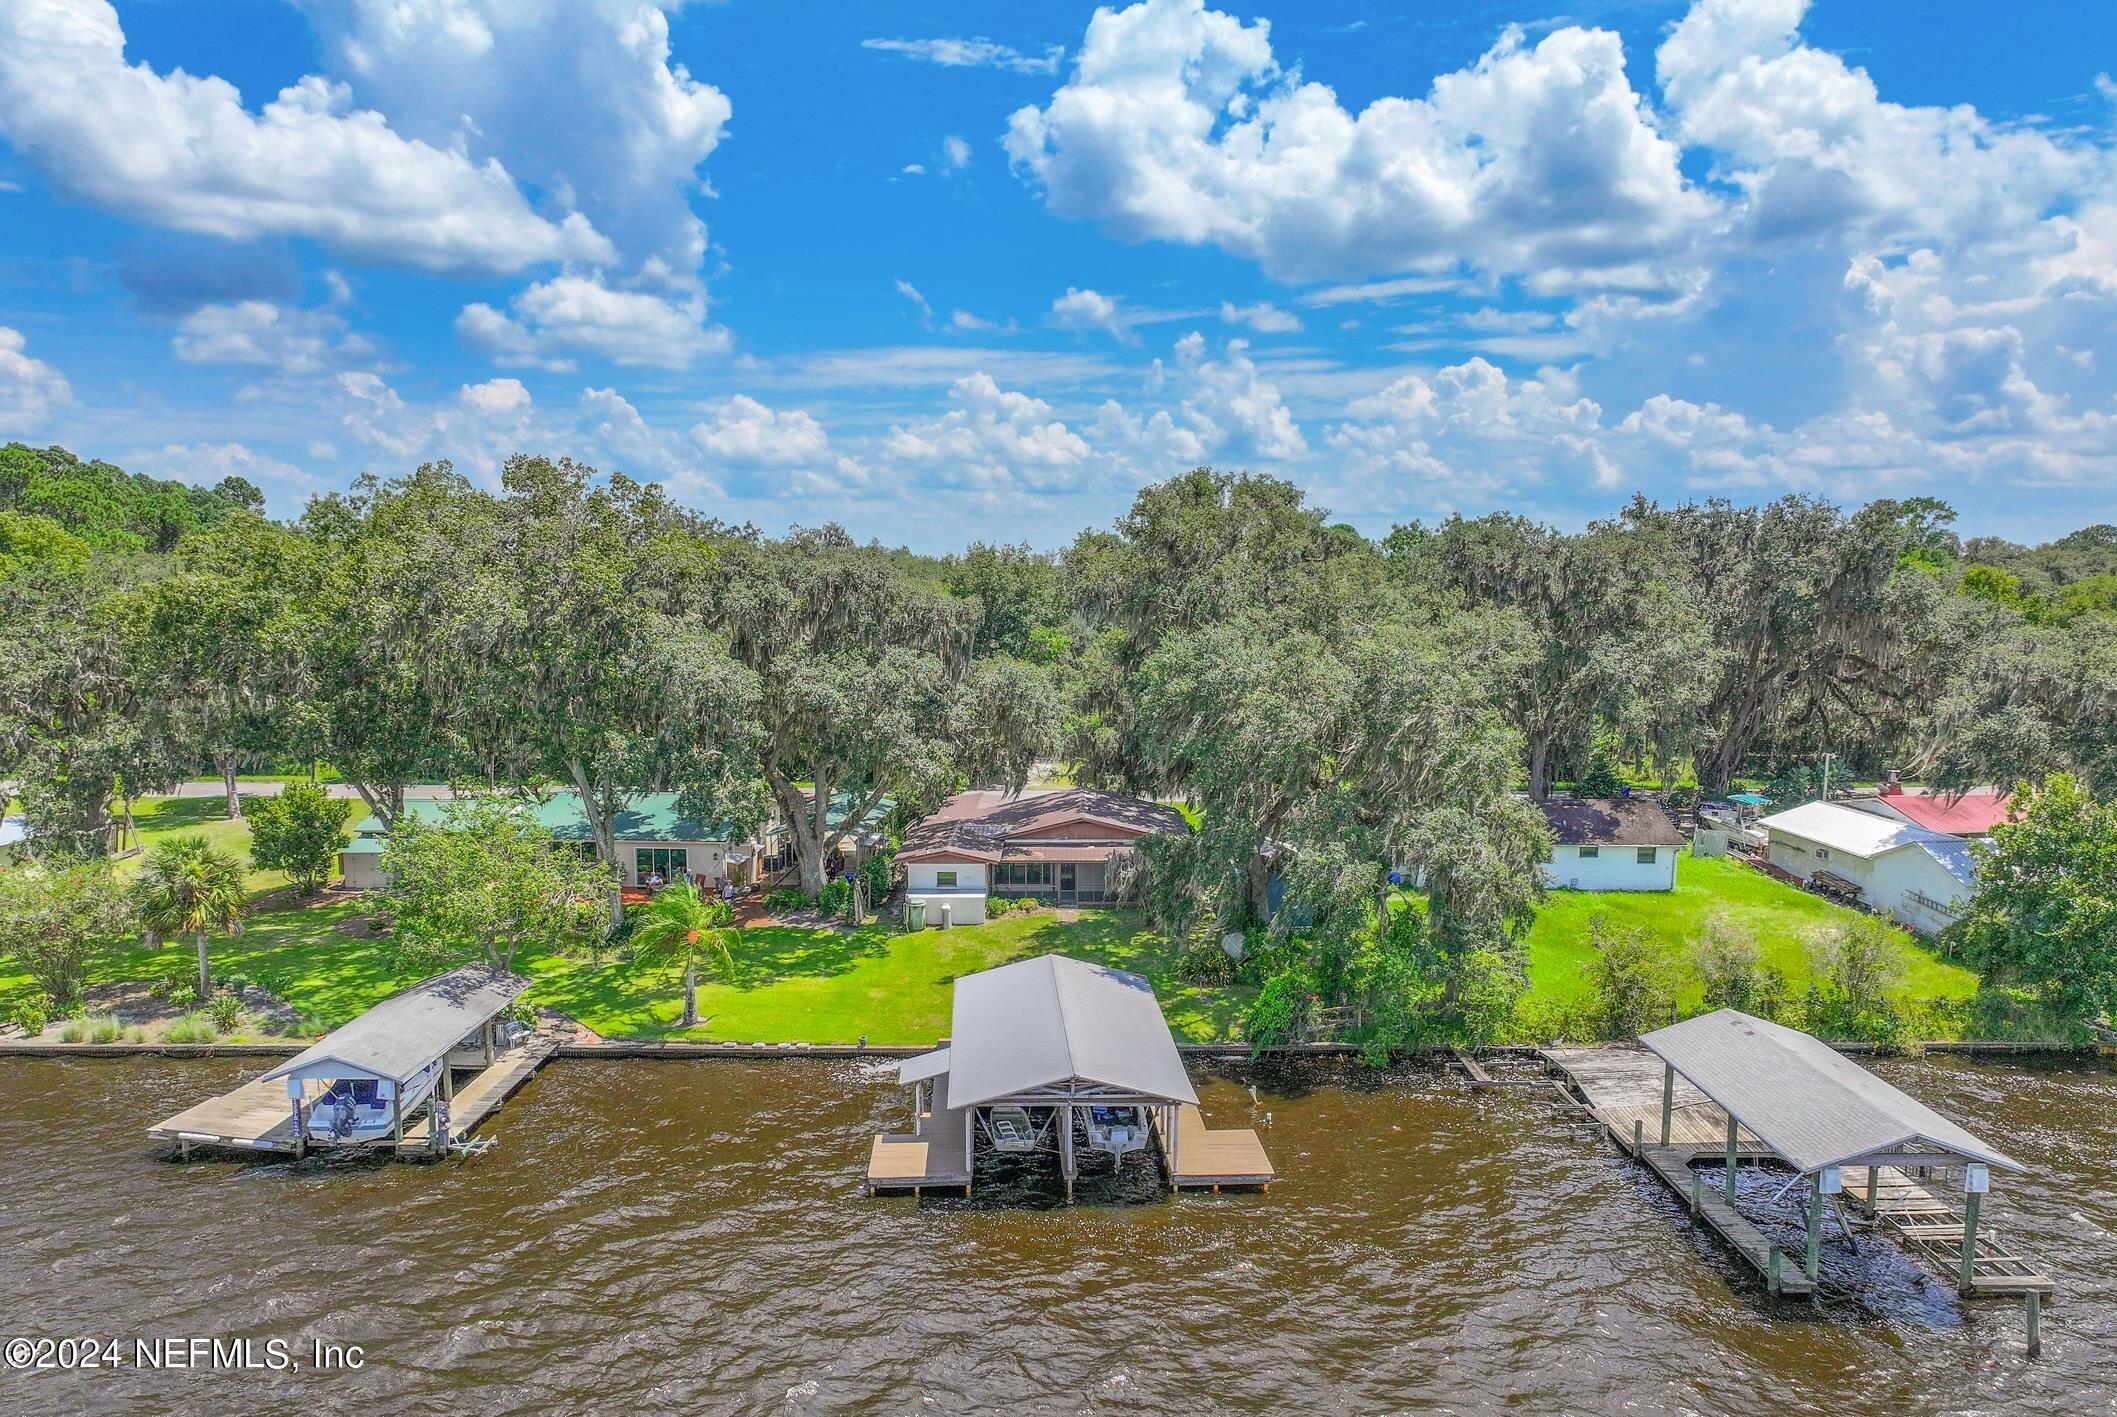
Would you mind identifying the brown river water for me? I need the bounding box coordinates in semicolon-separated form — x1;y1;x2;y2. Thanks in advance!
2;1053;2114;1415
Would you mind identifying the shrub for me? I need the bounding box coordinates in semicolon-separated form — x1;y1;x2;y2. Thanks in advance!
985;895;1015;918
1584;918;1676;1039
1450;949;1529;1048
167;1013;217;1044
1244;970;1316;1051
1572;755;1624;799
11;997;51;1036
246;783;357;893
1810;916;1908;1017
817;879;853;917
765;889;808;915
1174;933;1235;985
206;990;244;1035
1692;915;1787;1018
58;1013;122;1044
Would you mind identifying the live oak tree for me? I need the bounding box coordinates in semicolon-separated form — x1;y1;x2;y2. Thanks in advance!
301;464;507;824
1619;494;1955;794
0;521;179;855
480;456;762;928
705;526;1054;900
1404;513;1714;798
131;515;324;819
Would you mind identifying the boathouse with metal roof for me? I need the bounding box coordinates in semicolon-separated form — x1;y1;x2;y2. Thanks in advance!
866;954;1273;1199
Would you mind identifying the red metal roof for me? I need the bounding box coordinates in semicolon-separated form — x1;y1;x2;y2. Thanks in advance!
1876;788;2011;835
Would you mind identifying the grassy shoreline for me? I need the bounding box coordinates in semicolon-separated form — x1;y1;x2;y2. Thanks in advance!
0;801;2012;1048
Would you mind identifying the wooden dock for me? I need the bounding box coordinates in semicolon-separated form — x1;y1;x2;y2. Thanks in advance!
1163;1104;1274;1190
866;1073;972;1194
1843;1164;2055;1299
148;1033;561;1160
148;1073;303;1153
1543;1046;1810;1294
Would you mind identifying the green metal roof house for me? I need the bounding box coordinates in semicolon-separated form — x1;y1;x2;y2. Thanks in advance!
337;788;891;892
339;791;755;891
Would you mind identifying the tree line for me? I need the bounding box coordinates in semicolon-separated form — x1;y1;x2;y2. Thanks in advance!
4;446;2114;1039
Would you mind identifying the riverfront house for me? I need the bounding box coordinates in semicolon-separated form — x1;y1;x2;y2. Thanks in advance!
1756;799;1976;935
867;953;1272;1199
896;787;1188;926
339;788;886;893
1536;795;1684;891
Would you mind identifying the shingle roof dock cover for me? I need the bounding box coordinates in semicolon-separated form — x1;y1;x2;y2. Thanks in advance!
1640;1009;2022;1175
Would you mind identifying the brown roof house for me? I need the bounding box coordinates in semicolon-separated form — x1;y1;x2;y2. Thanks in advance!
1537;795;1686;891
897;788;1188;926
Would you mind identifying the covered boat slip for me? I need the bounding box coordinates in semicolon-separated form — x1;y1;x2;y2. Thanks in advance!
149;965;555;1160
866;954;1274;1198
1547;1009;2051;1342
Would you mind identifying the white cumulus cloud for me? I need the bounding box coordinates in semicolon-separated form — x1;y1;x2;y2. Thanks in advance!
458;275;729;371
0;325;70;431
173;301;378;375
1007;0;1709;290
0;0;611;273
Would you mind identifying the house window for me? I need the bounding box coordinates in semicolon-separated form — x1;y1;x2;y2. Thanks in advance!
635;847;689;883
935;869;958;888
995;862;1055;888
1636;847;1657;864
1816;848;1830;860
1578;846;1600;859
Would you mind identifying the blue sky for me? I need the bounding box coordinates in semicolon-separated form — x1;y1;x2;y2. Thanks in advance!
1;0;2114;550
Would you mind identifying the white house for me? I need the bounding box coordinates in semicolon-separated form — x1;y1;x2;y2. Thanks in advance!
1537;796;1684;891
1756;800;1977;936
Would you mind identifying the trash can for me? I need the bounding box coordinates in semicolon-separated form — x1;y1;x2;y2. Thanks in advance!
907;898;927;929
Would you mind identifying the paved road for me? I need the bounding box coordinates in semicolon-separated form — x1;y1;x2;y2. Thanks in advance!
163;782;460;801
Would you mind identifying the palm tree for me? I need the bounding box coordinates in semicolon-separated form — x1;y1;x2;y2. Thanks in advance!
135;835;249;1001
630;884;737;1029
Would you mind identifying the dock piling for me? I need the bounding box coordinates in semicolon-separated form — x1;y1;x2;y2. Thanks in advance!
2025;1291;2042;1357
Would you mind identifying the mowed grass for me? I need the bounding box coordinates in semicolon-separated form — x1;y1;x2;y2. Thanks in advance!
0;799;1974;1044
1524;849;1977;1016
0;892;1248;1044
113;795;296;895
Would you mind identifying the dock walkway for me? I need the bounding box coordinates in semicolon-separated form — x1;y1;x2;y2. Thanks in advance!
1542;1046;1810;1294
402;1032;565;1153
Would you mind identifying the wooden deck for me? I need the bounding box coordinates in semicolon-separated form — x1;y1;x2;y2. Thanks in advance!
1542;1046;1810;1295
1164;1104;1274;1190
148;1073;301;1152
866;1074;972;1193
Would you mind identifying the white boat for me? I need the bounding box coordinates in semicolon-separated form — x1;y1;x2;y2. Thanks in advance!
986;1105;1040;1152
306;1059;442;1142
1085;1105;1149;1159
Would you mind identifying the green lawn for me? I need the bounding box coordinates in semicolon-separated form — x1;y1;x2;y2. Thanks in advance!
1523;849;1977;1019
0;803;1987;1046
114;795;295;895
0;895;1250;1045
